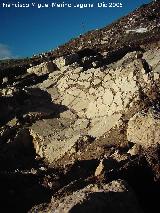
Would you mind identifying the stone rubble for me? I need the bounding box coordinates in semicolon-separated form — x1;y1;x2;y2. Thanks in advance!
40;180;142;213
27;61;56;76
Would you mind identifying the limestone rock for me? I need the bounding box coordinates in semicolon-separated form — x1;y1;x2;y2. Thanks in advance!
29;115;89;163
30;128;80;163
54;60;141;122
43;180;142;213
88;114;122;138
7;117;18;127
127;109;160;148
29;117;78;163
110;150;129;162
95;159;105;177
27;62;56;76
54;53;79;69
127;144;142;156
1;87;17;97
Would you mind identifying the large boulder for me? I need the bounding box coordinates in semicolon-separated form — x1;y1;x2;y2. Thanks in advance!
127;109;160;148
29;111;89;163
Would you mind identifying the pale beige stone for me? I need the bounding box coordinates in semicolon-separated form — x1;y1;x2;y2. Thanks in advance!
27;62;55;76
96;97;103;106
78;81;90;88
60;110;76;120
121;79;137;93
79;72;92;81
73;119;89;131
86;102;98;119
110;150;128;162
127;110;160;148
88;113;122;138
44;134;80;162
53;57;66;68
54;53;79;69
98;104;108;117
112;82;120;93
103;89;113;106
71;96;90;112
127;144;141;156
49;70;61;78
70;73;79;80
93;68;103;76
104;74;112;82
74;67;83;73
83;81;91;88
102;80;113;89
67;88;84;97
154;72;159;81
57;77;69;92
89;87;96;94
93;78;101;86
95;159;105;177
108;103;118;116
114;92;123;108
62;93;76;106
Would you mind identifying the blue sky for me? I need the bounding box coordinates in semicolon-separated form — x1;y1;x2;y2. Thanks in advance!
0;0;152;59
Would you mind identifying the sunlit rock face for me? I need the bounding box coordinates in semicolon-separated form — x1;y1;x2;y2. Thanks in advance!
28;46;160;163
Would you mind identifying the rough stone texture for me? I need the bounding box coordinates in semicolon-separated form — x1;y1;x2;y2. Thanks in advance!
29;47;160;162
44;180;142;213
95;159;105;177
127;144;142;156
53;61;141;119
110;150;129;162
143;48;160;74
0;87;17;97
29;112;89;163
53;53;79;69
30;119;72;162
27;62;56;76
88;114;122;138
127;109;160;148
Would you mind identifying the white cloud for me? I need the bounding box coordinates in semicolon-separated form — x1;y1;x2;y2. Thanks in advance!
0;43;13;60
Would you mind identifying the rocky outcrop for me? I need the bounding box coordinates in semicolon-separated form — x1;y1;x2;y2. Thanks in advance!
53;53;79;69
31;180;142;213
127;109;160;148
27;46;160;164
27;61;57;76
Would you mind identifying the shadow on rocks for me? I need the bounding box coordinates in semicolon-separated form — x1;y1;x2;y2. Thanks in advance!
0;88;68;170
0;172;52;213
0;87;68;126
69;191;141;213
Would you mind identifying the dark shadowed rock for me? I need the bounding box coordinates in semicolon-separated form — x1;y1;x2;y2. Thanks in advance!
33;180;142;213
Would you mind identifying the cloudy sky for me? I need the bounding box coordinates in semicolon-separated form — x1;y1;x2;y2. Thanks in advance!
0;43;13;60
0;0;152;59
